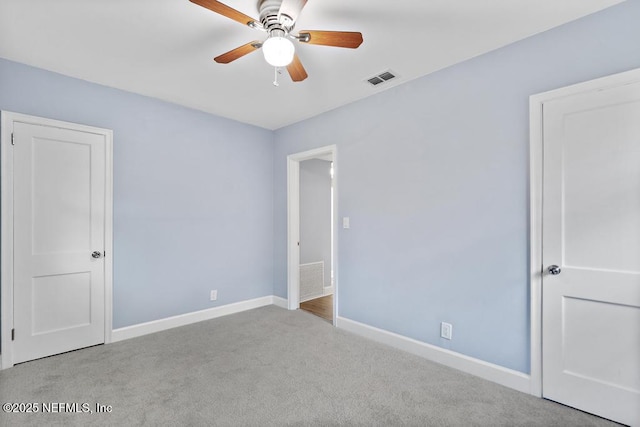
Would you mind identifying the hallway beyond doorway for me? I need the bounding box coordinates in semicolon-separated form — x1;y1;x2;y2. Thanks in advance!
300;295;333;324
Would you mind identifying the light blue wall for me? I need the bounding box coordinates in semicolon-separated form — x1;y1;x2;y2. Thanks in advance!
273;0;640;373
0;58;274;329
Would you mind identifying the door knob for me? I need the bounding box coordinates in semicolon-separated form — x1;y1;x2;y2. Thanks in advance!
92;251;103;259
547;265;561;275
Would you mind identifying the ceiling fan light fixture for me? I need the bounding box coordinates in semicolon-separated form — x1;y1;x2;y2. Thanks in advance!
262;34;295;67
192;0;363;83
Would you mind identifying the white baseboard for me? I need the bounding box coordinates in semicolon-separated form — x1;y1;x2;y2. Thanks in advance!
336;316;531;394
112;295;277;343
272;296;288;309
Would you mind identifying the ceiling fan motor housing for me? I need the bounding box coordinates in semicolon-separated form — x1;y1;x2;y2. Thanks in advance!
259;0;294;34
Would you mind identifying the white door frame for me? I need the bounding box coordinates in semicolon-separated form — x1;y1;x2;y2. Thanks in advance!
529;67;640;397
1;111;114;369
287;145;338;324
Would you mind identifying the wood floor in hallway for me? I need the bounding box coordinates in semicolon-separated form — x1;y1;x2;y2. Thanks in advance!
300;294;333;324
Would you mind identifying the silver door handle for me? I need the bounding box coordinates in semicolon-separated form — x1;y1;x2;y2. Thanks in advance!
547;265;561;275
92;251;103;259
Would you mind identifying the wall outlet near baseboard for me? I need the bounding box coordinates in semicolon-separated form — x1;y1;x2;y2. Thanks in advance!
210;290;218;301
440;322;453;340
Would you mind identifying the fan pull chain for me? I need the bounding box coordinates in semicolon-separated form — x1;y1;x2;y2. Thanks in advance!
273;67;281;87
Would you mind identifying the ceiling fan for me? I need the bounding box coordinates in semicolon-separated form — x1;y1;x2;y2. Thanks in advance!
189;0;364;83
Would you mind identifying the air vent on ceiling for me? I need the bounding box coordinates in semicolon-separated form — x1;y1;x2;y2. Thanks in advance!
366;70;398;87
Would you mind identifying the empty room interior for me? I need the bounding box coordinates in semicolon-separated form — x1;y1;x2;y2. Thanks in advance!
1;0;639;425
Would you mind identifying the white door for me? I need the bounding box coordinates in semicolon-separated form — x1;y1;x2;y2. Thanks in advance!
542;80;640;426
13;121;107;364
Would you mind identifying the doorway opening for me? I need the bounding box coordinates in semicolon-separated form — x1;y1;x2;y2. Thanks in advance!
287;145;337;325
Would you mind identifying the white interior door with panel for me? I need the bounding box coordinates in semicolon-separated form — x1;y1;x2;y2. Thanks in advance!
541;79;640;426
1;112;113;367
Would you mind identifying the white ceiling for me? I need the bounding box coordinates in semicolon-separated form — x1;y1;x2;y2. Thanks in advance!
0;0;624;130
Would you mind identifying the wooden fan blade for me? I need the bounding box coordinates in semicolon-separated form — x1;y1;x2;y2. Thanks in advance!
278;0;308;23
214;41;261;63
189;0;257;26
299;30;363;49
287;54;308;82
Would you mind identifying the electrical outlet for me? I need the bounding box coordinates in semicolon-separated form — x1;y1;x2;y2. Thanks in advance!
210;290;218;301
440;322;452;340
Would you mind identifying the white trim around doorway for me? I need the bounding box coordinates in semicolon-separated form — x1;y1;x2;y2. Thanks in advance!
287;145;338;325
0;111;114;369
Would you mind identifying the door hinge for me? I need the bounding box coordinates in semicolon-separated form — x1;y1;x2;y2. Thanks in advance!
11;328;15;341
11;133;15;145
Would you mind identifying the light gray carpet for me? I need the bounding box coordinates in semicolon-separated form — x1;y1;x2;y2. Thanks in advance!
0;306;618;426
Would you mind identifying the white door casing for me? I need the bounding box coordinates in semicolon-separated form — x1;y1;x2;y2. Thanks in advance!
530;70;640;426
287;145;337;324
1;112;113;369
